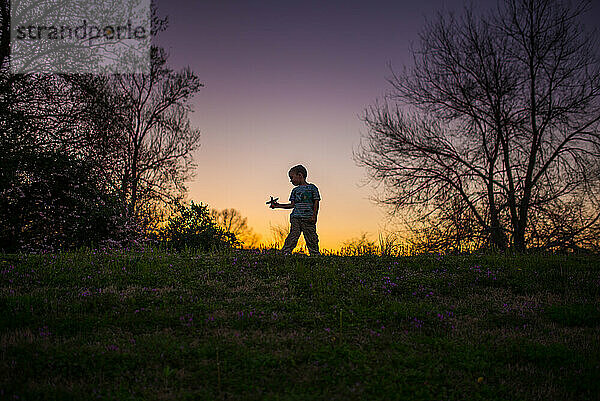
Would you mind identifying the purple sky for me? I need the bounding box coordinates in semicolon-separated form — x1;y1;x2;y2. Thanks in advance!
153;0;599;250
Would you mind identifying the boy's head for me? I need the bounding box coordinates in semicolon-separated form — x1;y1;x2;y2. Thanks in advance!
289;165;307;186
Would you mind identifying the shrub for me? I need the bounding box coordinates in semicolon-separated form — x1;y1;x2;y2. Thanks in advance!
0;149;127;253
157;200;239;252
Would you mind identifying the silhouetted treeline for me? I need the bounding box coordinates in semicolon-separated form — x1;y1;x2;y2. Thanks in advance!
357;0;600;253
0;1;219;253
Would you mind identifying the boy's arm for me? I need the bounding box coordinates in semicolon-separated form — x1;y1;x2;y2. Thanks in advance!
272;200;295;209
310;200;319;223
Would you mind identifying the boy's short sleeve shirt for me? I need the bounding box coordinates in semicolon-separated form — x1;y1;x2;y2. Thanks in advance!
289;183;320;218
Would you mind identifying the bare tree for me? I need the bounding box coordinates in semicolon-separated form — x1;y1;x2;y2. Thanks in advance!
356;0;600;252
102;44;203;229
49;4;201;230
2;1;204;248
210;208;261;248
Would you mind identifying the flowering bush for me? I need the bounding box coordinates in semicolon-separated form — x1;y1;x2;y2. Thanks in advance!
156;200;239;252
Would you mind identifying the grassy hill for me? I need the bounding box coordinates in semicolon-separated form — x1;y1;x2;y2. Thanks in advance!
1;248;599;400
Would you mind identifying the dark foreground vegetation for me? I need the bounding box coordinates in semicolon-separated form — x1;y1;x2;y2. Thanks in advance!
1;249;599;400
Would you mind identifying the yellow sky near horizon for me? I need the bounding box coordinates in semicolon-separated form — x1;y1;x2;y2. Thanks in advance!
151;0;600;252
153;1;476;252
183;105;399;252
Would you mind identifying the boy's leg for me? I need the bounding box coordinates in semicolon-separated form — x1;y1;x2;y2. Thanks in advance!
300;219;320;256
281;217;301;255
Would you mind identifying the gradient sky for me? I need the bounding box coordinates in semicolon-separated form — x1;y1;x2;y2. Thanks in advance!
153;0;599;251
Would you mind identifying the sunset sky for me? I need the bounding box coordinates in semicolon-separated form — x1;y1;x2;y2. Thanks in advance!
153;0;599;251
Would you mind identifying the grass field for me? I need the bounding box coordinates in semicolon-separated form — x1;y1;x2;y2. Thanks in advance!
1;248;599;400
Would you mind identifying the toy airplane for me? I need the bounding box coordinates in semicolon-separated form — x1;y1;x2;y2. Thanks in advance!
266;196;279;207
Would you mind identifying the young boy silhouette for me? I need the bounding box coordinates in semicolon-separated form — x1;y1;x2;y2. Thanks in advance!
269;165;321;256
